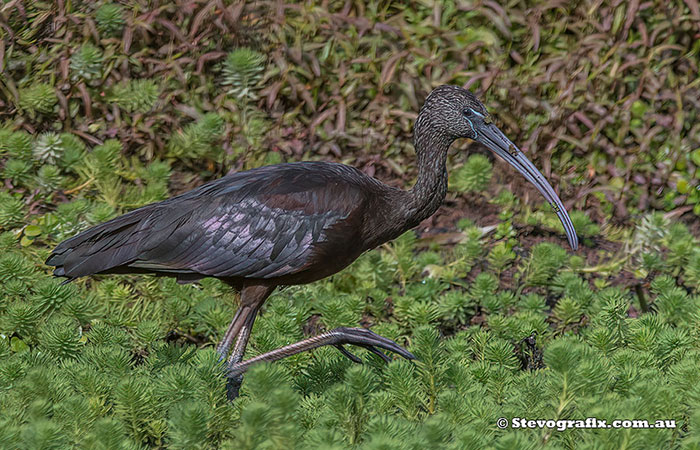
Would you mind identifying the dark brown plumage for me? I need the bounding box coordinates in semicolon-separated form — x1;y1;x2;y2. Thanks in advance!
47;85;578;398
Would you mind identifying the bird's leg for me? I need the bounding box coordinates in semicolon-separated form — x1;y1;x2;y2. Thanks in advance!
215;284;273;400
226;327;416;379
229;307;258;365
225;306;259;399
216;284;273;360
216;304;253;360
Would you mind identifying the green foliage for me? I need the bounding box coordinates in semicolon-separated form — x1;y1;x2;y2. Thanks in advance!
221;48;266;100
39;316;82;359
167;401;211;449
634;212;669;254
487;241;516;275
521;242;568;286
36;165;65;192
684;248;700;291
450;154;493;193
57;133;87;170
95;3;125;36
0;236;694;449
18;84;57;117
451;226;484;275
33;132;63;165
552;297;582;329
569;210;600;238
70;43;103;81
470;272;499;300
32;279;76;315
316;294;363;329
167;113;225;161
0;129;33;159
0;192;26;229
438;291;474;326
108;79;161;113
2;159;32;186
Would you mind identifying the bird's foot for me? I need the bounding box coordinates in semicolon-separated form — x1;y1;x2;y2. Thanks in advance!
225;327;416;381
226;374;244;400
329;327;415;364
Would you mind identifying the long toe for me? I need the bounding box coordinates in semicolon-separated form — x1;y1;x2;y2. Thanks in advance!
331;327;416;361
334;344;364;364
360;344;391;363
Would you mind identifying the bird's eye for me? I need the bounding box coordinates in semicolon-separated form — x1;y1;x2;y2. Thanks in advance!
463;108;473;117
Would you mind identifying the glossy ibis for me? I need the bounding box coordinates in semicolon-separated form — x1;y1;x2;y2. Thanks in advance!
46;85;578;398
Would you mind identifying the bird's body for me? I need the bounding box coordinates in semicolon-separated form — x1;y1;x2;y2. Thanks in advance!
47;161;437;288
47;85;578;399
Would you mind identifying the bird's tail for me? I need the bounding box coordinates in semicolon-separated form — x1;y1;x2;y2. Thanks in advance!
46;206;157;280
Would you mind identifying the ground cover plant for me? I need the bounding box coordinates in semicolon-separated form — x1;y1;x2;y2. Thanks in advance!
1;0;699;448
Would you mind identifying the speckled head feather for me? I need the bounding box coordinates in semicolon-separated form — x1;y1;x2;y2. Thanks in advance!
414;85;492;144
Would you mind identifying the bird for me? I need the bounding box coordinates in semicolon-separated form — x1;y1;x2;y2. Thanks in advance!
46;85;578;398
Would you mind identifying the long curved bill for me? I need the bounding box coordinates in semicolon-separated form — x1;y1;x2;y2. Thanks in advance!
477;124;579;250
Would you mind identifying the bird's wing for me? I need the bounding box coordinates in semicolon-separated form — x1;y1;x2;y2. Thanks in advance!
47;162;372;281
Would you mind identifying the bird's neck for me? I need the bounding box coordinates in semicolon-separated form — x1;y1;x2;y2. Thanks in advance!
404;129;452;226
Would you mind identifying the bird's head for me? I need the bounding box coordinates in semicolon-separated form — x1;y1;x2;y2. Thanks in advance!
417;85;579;250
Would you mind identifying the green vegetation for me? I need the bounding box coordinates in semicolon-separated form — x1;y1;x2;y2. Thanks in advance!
0;0;698;448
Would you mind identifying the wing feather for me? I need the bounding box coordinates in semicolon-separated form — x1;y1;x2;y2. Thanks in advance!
47;162;377;282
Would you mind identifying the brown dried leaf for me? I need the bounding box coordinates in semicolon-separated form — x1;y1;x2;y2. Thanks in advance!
379;51;405;89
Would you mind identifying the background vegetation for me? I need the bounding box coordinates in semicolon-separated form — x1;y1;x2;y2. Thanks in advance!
1;0;699;448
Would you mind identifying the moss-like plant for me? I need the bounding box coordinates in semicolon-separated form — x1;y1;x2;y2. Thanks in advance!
33;132;63;165
18;84;57;117
469;272;499;301
552;297;582;329
1;2;700;448
221;48;266;100
451;226;484;275
2;301;39;340
3;159;33;186
70;43;103;81
84;202;116;225
31;280;77;315
75;139;122;184
0;192;26;229
487;241;515;275
0;129;33;160
57;133;86;170
133;320;164;349
518;293;547;314
684;248;700;292
35;165;65;192
39;316;83;360
569;210;600;238
449;154;493;193
521;242;568;286
108;79;160;113
634;212;669;254
438;291;475;326
167;113;225;161
95;2;125;36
